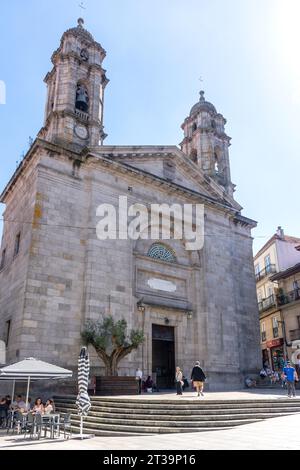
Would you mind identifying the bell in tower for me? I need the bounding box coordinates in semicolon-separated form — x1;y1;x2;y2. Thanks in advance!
75;84;89;113
39;19;109;149
180;90;235;197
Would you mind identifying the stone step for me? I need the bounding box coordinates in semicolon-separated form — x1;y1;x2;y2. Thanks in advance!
54;399;300;411
55;394;300;401
70;417;253;433
53;395;300;435
55;402;300;416
70;424;232;436
55;395;300;405
55;406;300;421
56;408;296;422
69;412;263;426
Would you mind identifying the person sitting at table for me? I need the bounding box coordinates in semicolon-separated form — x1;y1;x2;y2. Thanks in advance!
32;397;44;415
44;399;54;415
5;396;11;408
18;398;32;415
11;395;26;411
21;397;32;412
145;376;153;390
0;397;9;427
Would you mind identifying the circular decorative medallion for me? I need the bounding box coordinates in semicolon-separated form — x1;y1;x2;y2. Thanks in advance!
74;124;89;140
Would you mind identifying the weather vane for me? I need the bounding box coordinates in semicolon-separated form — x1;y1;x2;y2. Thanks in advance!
79;2;86;11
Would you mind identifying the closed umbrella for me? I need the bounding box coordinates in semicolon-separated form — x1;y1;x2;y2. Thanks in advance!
76;347;91;438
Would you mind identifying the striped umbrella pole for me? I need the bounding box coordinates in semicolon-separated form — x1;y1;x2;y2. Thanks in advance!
76;347;91;438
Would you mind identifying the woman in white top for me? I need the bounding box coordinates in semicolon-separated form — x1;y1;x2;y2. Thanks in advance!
32;398;44;415
44;399;54;415
175;366;183;396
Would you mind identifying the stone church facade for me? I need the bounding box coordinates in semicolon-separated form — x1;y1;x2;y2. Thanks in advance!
0;20;260;390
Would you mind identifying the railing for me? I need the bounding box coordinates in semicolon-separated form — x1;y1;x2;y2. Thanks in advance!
255;264;277;282
75;109;89;121
258;294;277;312
289;329;300;341
277;288;300;306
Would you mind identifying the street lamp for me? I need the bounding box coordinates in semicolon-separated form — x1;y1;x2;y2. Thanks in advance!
137;300;146;313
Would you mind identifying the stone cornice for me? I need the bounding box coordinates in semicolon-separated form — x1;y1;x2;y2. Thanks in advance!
40;109;102;134
134;252;200;270
0;139;255;229
86;153;245;220
90;144;240;209
0;138;81;202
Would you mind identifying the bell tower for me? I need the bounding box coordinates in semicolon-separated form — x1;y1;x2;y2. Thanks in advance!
180;91;235;197
39;19;109;149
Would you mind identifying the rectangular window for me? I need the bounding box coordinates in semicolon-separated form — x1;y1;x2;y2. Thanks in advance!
267;286;273;298
255;264;260;281
5;320;11;346
261;322;266;342
265;255;271;273
0;249;6;270
14;233;21;257
272;318;279;338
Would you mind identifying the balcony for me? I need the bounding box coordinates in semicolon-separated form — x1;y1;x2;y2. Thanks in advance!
255;264;277;282
75;109;89;122
289;329;300;341
277;288;300;306
258;294;277;312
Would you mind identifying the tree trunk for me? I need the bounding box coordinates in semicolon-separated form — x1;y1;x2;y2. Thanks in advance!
95;345;138;376
95;348;114;376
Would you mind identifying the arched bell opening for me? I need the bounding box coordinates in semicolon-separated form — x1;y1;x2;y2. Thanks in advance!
75;82;89;113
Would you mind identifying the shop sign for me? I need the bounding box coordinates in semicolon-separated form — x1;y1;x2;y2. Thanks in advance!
266;338;283;348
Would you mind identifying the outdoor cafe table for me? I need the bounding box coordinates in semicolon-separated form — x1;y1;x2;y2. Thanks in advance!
41;413;60;439
7;411;61;439
7;409;27;430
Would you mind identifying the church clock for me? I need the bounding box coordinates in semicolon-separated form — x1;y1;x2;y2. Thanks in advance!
74;124;88;140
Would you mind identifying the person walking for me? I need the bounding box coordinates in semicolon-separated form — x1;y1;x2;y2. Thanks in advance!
135;367;143;395
191;361;206;397
283;361;298;398
175;367;183;396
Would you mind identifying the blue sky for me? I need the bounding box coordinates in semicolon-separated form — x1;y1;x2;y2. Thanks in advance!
0;0;300;254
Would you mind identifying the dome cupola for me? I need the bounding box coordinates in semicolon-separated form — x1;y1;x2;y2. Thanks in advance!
190;90;217;116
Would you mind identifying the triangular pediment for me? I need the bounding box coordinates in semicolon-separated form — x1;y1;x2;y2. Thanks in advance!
90;145;242;211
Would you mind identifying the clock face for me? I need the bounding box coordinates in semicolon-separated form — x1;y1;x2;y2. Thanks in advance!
74;124;88;140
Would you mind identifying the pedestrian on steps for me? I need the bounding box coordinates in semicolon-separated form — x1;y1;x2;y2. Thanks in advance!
135;367;143;395
283;361;298;398
175;367;183;396
191;361;206;397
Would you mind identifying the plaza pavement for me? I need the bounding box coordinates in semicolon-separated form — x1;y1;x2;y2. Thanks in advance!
1;390;300;450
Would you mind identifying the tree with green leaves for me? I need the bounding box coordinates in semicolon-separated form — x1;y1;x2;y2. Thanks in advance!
81;316;145;376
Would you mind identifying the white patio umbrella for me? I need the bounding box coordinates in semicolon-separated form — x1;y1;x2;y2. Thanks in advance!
76;347;91;439
0;357;73;407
